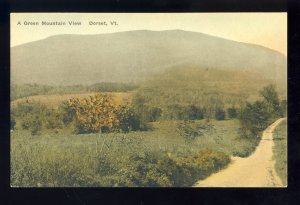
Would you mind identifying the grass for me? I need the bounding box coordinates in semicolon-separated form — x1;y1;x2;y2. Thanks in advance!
11;119;259;187
273;119;287;186
11;92;132;108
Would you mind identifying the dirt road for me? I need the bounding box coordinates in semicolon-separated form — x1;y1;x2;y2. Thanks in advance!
194;118;286;187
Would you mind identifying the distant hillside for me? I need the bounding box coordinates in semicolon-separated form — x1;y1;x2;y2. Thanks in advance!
135;65;281;108
11;30;286;88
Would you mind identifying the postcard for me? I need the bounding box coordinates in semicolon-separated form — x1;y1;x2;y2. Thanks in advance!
10;13;287;187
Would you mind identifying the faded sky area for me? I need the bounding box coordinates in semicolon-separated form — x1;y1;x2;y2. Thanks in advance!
11;13;287;55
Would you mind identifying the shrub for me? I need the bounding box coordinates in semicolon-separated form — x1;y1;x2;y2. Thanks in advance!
12;101;66;134
177;121;200;141
215;108;226;120
58;102;76;125
20;114;42;135
12;101;47;118
176;149;230;184
115;106;144;132
227;107;237;119
185;105;204;120
162;104;204;120
44;109;64;129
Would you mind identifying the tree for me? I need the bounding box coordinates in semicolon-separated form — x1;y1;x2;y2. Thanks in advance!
238;85;284;138
239;101;270;138
66;93;118;133
260;84;283;118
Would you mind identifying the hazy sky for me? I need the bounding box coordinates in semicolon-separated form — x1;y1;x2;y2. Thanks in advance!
11;13;287;55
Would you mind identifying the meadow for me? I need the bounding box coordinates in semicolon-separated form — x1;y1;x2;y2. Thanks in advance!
10;71;286;187
11;92;132;108
11;119;259;187
273;119;287;186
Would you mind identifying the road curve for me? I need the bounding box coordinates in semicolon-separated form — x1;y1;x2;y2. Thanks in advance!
194;118;286;187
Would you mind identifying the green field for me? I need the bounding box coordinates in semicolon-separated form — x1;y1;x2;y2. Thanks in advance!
273;119;287;186
10;81;286;187
11;119;259;187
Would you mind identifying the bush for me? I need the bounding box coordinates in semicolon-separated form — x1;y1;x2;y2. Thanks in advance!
58;102;76;125
227;107;237;119
176;149;230;185
116;106;145;132
20;115;42;135
215;108;226;120
44;109;64;130
185;105;204;120
12;101;47;118
162;104;204;121
12;101;66;134
177;121;200;142
113;149;230;187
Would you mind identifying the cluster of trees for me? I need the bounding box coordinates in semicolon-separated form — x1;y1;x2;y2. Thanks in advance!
11;91;238;135
132;96;237;123
11;102;63;135
238;84;286;138
130;84;286;140
11;82;138;100
11;93;144;135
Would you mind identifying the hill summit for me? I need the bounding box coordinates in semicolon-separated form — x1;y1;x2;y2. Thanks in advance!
11;30;286;86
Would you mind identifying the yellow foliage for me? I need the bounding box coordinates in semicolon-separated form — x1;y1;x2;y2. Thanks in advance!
67;93;122;132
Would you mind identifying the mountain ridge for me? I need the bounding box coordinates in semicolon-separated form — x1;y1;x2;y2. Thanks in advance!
11;29;287;87
12;29;286;56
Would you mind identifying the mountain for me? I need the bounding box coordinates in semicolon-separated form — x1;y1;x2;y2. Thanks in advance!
11;30;287;87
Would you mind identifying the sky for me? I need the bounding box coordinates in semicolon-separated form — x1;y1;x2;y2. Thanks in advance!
11;13;287;55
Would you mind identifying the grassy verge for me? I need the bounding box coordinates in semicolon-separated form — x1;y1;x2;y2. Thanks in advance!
273;119;287;186
11;119;258;187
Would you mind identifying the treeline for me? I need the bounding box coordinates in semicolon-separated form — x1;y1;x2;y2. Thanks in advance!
131;93;238;123
11;84;286;137
11;92;234;135
11;82;139;100
131;84;287;134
